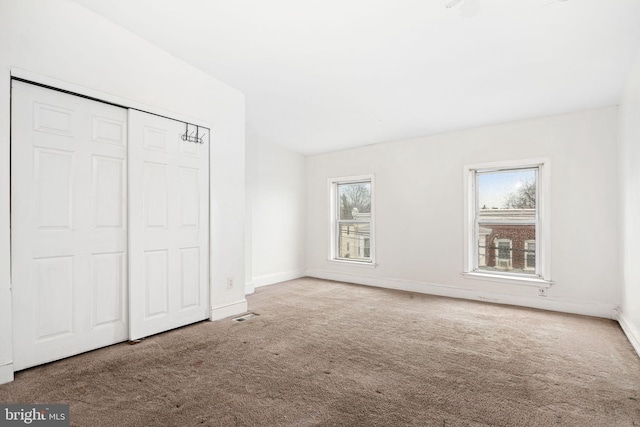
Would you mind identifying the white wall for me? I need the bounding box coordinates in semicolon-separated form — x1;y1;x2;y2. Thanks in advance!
307;107;620;318
0;0;246;383
245;131;306;292
618;46;640;357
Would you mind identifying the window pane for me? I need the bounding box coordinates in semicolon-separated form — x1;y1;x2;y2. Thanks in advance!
338;222;370;261
477;224;536;275
338;182;371;220
478;170;536;220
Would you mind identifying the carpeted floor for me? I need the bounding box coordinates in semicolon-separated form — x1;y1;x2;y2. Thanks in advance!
1;278;639;426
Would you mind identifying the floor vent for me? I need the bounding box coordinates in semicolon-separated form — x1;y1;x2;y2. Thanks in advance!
233;313;258;322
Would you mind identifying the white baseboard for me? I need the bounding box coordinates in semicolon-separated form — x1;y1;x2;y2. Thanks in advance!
617;310;640;359
253;270;306;289
306;269;617;319
210;300;248;321
0;362;14;385
245;282;256;295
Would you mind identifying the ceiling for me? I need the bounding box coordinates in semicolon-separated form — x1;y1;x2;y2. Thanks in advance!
71;0;640;156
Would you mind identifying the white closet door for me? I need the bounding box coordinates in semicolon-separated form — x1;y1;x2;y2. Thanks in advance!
11;81;129;370
128;110;209;340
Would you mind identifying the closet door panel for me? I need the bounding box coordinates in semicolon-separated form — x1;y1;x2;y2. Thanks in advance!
129;110;209;340
11;81;128;371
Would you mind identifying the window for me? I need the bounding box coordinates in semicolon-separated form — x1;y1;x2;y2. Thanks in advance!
524;240;536;271
329;175;374;264
496;239;513;269
463;159;550;285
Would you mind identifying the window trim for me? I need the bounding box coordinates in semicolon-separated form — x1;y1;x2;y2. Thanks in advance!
463;158;551;287
328;174;376;265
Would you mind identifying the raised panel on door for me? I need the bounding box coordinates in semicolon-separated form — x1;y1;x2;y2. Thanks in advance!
34;147;74;229
11;81;128;370
143;161;169;229
34;256;74;340
91;252;126;327
129;110;209;340
144;249;169;318
92;155;125;229
179;167;200;228
180;247;201;309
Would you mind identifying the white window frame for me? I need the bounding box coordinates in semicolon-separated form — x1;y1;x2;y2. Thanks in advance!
495;239;513;269
524;240;536;271
328;174;376;266
463;158;552;287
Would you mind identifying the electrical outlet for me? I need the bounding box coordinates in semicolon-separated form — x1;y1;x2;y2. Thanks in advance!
538;287;547;297
227;277;234;289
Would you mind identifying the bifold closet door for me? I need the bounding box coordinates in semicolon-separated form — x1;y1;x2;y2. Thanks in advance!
11;81;129;370
128;110;210;340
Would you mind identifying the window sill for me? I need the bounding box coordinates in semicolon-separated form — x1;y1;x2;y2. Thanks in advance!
462;271;552;288
328;259;378;268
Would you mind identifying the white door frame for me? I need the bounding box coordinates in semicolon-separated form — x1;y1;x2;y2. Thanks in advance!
4;69;214;381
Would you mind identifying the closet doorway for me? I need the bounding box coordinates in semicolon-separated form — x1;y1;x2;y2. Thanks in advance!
10;81;210;370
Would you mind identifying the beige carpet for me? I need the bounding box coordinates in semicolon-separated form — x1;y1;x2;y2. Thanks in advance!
1;278;639;426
